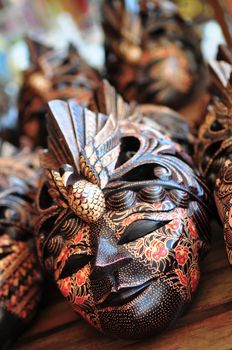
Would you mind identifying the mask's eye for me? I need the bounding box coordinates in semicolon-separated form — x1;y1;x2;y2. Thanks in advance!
60;254;93;279
118;219;171;245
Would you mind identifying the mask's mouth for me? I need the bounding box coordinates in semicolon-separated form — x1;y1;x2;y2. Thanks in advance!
96;278;153;309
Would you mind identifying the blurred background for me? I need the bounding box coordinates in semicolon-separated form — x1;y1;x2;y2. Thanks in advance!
0;0;231;113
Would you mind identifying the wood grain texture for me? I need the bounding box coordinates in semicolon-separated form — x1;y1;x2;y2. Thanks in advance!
12;221;232;350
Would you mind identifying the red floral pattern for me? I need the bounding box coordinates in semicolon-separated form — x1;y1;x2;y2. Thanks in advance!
190;267;200;292
175;245;189;266
75;295;86;305
175;269;188;287
76;265;89;287
189;218;198;239
60;277;71;297
166;218;180;231
145;240;168;261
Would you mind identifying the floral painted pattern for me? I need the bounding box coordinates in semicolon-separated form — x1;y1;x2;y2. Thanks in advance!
175;269;188;288
60;277;72;298
76;266;89;287
189;219;199;239
190;266;200;293
166;218;181;231
175;245;189;266
145;240;168;261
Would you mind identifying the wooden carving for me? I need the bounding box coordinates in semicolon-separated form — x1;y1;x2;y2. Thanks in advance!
0;142;42;348
35;82;211;339
18;37;101;148
195;45;232;264
102;0;207;110
139;104;195;155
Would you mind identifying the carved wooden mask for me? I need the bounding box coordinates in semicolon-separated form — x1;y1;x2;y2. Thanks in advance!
35;85;211;339
102;0;207;109
18;38;101;148
0;143;42;347
196;45;232;264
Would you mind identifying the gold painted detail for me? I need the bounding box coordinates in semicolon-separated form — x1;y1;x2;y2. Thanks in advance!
50;169;105;224
67;180;105;223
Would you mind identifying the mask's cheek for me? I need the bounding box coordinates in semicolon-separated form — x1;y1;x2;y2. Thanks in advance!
117;259;157;288
72;264;102;331
57;262;101;330
53;224;96;281
124;226;182;273
57;263;92;301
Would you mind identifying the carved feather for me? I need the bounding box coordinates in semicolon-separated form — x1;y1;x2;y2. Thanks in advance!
94;80;142;123
40;98;122;189
209;57;232;109
209;60;232;89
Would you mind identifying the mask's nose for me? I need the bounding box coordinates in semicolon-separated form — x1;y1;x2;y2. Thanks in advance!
94;236;131;274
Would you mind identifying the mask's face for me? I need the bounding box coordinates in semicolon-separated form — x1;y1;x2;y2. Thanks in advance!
36;117;210;339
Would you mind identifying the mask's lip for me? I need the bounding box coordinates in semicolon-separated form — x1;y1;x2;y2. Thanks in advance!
95;278;154;309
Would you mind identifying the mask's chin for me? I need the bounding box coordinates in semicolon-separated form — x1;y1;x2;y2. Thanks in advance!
96;280;185;340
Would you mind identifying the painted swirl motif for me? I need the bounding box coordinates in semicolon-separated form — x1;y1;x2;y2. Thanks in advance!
0;143;42;348
195;45;232;265
18;37;101;149
35;84;211;339
102;0;207;109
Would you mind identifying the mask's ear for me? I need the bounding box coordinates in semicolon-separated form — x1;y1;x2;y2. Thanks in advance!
26;36;52;67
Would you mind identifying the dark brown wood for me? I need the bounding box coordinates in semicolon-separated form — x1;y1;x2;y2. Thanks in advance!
12;222;232;350
195;46;232;265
